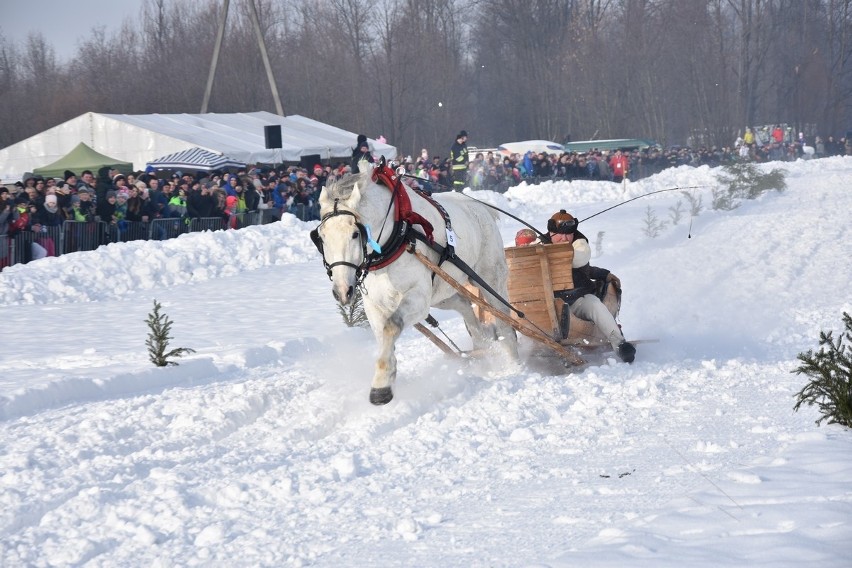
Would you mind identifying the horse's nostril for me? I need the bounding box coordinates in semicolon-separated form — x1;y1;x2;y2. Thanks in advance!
332;288;340;301
346;286;354;302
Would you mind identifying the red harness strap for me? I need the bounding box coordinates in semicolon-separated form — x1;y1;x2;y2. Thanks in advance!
371;164;435;244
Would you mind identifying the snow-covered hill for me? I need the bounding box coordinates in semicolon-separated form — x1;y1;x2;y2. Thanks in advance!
1;158;850;567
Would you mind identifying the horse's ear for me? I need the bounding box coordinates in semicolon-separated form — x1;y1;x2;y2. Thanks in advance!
318;186;333;211
350;181;363;207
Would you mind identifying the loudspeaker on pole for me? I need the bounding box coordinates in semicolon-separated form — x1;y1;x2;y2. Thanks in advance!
264;125;282;149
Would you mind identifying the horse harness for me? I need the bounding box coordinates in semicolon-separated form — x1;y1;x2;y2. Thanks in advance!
310;160;452;282
310;160;518;314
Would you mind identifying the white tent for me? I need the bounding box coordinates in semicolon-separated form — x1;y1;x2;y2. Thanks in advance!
0;111;397;182
497;140;566;156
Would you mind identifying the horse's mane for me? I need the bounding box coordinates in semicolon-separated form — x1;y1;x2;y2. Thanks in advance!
322;171;372;203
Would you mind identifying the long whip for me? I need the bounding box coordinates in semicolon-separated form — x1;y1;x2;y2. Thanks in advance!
400;173;709;236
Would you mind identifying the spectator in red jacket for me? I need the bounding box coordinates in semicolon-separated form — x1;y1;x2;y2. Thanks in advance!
609;149;629;183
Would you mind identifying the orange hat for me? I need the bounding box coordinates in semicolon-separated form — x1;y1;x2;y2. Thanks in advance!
547;209;577;234
550;209;574;224
514;228;537;246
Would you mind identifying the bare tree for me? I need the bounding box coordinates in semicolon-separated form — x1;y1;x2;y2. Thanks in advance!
822;0;852;134
0;0;850;158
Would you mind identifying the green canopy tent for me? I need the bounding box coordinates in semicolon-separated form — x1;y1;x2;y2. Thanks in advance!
32;142;133;178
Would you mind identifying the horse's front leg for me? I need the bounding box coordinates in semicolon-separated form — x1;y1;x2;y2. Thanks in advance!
368;309;404;405
363;288;428;405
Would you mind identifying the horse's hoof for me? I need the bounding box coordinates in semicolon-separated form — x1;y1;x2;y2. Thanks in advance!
369;387;393;405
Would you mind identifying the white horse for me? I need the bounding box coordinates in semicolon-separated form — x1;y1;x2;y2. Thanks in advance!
312;165;519;405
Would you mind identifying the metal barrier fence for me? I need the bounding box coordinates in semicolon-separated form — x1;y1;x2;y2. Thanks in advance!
63;221;106;253
4;204;320;270
105;220;149;244
151;218;186;240
0;234;13;268
1;214;237;269
290;203;320;221
258;208;282;224
188;217;227;233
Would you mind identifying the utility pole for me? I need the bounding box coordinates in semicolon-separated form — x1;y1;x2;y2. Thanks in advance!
201;0;284;116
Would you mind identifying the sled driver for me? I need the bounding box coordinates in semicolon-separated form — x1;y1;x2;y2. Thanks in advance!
517;210;636;363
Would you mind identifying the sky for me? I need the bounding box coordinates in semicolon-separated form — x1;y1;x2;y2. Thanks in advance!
1;158;851;566
0;0;145;61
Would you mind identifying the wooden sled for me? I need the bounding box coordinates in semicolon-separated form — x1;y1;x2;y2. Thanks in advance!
410;239;648;368
504;241;622;347
412;250;586;366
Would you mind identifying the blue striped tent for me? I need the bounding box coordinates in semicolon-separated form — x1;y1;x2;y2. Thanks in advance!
146;147;246;172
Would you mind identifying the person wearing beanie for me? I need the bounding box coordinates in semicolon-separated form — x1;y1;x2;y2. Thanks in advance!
543;209;636;363
514;228;537;247
33;192;65;236
167;184;188;218
240;175;260;212
96;188;118;226
351;134;374;174
224;195;239;229
449;130;469;190
7;193;36;261
10;194;31;248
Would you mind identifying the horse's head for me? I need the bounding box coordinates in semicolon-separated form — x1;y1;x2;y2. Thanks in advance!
313;175;368;305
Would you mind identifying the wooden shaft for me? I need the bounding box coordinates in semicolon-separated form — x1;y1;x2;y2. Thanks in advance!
414;323;461;357
412;250;585;366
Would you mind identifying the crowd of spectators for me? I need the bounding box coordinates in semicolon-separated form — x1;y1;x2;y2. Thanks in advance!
1;163;333;224
394;129;850;193
2;127;849;267
0;162;341;266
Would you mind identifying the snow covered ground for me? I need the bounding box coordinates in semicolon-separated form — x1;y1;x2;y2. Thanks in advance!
1;157;850;567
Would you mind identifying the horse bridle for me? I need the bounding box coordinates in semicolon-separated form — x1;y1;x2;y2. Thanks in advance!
311;194;415;286
312;161;461;289
310;199;373;286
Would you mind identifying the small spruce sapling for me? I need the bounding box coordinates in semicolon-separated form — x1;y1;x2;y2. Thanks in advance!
339;287;370;328
669;200;685;226
714;162;787;209
642;206;668;238
146;300;196;366
792;312;852;428
681;190;703;217
711;186;738;211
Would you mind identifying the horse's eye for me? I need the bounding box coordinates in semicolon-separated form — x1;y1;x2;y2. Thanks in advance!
352;230;360;239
